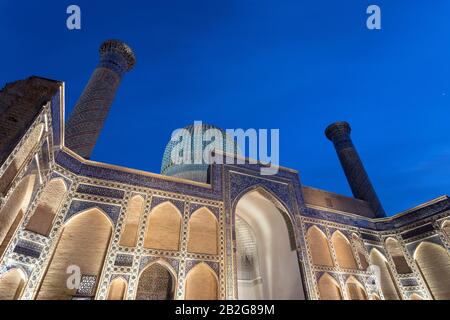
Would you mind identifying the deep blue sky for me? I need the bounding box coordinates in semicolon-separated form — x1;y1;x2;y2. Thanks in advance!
1;1;449;215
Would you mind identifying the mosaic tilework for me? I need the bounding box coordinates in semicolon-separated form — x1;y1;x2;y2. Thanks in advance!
13;239;42;259
77;184;125;199
402;224;435;240
76;275;97;296
189;203;220;220
185;260;219;276
114;254;134;267
229;170;294;214
65;199;122;225
150;196;184;213
55;150;223;201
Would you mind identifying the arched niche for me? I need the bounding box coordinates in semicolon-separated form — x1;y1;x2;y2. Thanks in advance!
187;207;218;255
144;201;182;251
234;188;305;300
136;261;176;300
306;226;334;267
0;268;27;300
0;174;36;256
346;276;368;300
369;248;400;300
414;241;450;300
317;273;342;300
120;195;145;247
26;178;67;236
351;234;369;270
385;237;412;274
0;123;44;195
185;263;218;300
107;277;127;300
37;207;113;300
331;230;357;270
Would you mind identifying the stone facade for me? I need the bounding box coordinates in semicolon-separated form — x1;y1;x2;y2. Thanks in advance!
0;45;449;300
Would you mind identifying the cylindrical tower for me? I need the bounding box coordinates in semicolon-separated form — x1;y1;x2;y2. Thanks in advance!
65;40;136;159
325;121;386;218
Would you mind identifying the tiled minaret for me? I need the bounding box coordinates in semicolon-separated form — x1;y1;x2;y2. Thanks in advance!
65;40;136;159
325;121;386;218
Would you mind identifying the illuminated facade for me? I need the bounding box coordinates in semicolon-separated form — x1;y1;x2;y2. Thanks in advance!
0;40;449;300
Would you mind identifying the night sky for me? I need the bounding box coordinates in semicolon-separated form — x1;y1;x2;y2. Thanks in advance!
1;1;449;215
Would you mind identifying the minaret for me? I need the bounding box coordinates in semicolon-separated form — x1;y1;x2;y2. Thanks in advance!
65;40;136;159
325;121;386;218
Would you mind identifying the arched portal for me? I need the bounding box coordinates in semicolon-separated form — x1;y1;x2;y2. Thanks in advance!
185;262;218;300
234;188;305;300
107;277;127;300
0;174;36;257
37;208;113;300
26;178;67;236
317;273;342;300
369;248;400;300
0;268;27;300
414;241;450;299
136;261;176;300
306;226;334;267
346;276;368;300
331;231;357;270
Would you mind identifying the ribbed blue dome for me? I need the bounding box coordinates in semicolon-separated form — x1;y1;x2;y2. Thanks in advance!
161;123;240;183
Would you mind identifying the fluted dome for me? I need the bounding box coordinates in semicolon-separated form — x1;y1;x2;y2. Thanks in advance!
161;123;240;183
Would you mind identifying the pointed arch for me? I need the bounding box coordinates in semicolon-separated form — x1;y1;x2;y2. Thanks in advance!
307;226;334;267
414;241;450;299
331;230;357;270
369;248;400;300
346;276;368;300
185;262;218;300
26;178;67;236
187;207;218;255
107;277;127;300
352;234;369;270
120;195;145;247
0;174;36;257
235;188;304;299
0;123;44;195
0;268;27;300
37;207;113;300
385;237;412;274
144;201;182;251
317;273;342;300
136;260;176;300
